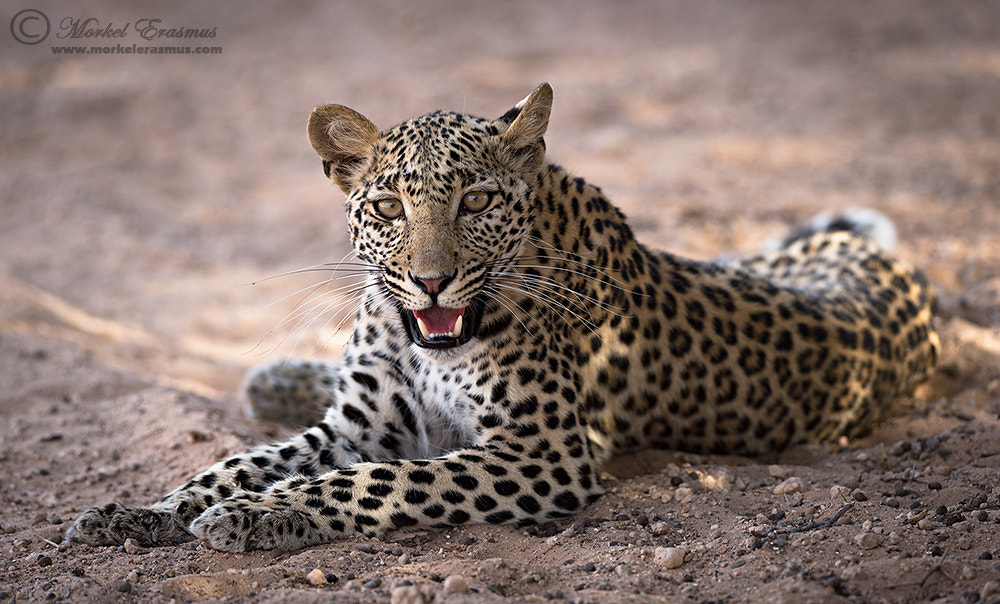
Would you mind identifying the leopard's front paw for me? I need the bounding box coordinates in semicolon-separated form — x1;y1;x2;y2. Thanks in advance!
190;498;333;552
66;503;194;547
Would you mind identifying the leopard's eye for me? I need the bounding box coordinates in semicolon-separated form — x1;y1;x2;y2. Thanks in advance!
373;198;403;220
461;191;493;214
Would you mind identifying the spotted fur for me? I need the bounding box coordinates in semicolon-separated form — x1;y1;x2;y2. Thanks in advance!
67;84;938;552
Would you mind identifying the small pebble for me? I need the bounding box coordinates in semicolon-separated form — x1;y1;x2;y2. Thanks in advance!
928;481;942;490
852;490;868;502
117;581;132;594
917;518;934;530
363;577;383;590
391;584;427;604
459;536;475;546
126;570;139;584
773;477;804;495
650;521;672;536
356;543;375;553
885;498;900;508
306;569;327;585
670;476;684;486
768;465;792;479
855;532;880;550
653;546;686;569
979;552;993;560
982;581;1000;600
443;575;468;594
976;510;989;522
830;485;851;500
582;562;596;572
123;538;151;555
889;441;911;456
71;568;85;577
390;546;404;556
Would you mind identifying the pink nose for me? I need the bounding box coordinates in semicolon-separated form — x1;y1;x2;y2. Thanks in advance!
417;277;446;293
410;272;455;295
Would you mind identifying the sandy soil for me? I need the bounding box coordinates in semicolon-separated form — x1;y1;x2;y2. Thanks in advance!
2;1;999;602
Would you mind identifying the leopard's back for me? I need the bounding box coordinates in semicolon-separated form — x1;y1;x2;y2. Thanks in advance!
521;176;939;456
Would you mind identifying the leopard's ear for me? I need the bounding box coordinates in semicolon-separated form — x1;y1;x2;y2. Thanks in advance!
497;82;552;176
308;105;381;194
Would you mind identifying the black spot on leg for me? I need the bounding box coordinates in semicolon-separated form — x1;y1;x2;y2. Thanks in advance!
484;510;515;524
474;495;498;511
409;470;435;484
553;491;580;511
441;490;465;504
370;468;396;481
342;404;371;429
516;495;541;514
448;509;470;525
404;489;430;504
551;468;572;486
351;372;379;393
367;483;393;497
494;480;520;496
453;475;478;490
390;512;418;529
422;504;445;518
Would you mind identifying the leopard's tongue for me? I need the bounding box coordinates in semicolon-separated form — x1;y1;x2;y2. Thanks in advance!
412;306;465;339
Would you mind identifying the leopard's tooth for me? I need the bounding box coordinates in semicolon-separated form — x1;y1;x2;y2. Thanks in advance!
451;314;463;338
416;316;431;340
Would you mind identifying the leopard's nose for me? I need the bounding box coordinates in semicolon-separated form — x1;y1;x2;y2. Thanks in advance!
410;271;456;296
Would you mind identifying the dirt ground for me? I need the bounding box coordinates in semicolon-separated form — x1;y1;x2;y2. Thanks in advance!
2;1;1000;602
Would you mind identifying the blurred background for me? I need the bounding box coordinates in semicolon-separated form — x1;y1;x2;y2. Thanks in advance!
2;0;998;399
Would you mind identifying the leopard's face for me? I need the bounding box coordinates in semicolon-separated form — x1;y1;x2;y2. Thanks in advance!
309;87;553;353
347;113;536;350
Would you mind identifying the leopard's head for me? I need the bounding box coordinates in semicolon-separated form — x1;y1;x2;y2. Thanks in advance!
308;83;552;352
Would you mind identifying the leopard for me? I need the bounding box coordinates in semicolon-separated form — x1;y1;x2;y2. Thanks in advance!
66;83;939;552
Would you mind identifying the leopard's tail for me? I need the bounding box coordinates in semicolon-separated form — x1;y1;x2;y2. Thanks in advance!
772;207;898;252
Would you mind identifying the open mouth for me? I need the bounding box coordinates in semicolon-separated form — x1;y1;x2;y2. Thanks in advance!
401;301;482;349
